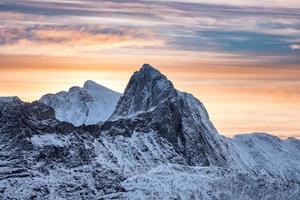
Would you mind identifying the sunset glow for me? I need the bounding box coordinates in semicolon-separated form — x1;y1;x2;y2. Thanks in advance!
0;0;299;138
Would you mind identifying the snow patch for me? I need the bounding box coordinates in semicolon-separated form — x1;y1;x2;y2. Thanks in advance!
31;134;69;148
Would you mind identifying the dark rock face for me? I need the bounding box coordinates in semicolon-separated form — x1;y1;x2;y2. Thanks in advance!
109;64;229;166
112;64;177;116
0;97;108;199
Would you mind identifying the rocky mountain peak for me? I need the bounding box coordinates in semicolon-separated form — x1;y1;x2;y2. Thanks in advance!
111;64;177;117
139;63;162;77
107;64;230;167
83;80;114;93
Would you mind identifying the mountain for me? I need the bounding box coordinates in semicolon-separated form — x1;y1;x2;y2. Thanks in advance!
40;80;121;126
109;64;231;167
0;64;299;200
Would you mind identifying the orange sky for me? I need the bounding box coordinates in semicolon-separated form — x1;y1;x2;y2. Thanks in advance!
1;54;299;138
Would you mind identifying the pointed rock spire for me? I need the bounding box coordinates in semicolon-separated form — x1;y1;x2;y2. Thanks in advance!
108;64;230;167
139;63;162;77
112;64;177;117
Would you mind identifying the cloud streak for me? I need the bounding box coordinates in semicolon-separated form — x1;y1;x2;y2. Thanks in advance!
0;25;165;56
0;0;299;63
290;44;300;50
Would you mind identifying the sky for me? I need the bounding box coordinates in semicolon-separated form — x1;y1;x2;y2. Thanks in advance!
0;0;299;138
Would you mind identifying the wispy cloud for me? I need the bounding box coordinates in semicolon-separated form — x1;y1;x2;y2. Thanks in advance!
0;0;299;64
0;25;165;56
290;44;300;50
0;0;299;66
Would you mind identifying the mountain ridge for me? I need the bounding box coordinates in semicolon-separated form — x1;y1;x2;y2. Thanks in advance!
0;64;299;199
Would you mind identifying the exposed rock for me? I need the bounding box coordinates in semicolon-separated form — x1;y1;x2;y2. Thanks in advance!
110;64;229;166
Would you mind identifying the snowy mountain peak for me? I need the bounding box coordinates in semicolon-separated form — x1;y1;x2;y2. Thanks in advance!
83;80;99;89
83;80;113;92
40;81;121;126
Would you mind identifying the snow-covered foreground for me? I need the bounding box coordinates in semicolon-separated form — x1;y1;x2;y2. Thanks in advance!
0;64;299;199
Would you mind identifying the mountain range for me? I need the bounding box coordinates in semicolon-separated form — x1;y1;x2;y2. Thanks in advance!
0;64;299;200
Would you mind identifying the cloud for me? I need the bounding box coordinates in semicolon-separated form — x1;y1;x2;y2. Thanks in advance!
151;0;300;8
0;0;300;64
0;25;165;56
290;44;300;50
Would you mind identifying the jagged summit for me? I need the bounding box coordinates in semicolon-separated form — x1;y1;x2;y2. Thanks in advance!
139;63;162;77
109;64;230;167
112;64;176;117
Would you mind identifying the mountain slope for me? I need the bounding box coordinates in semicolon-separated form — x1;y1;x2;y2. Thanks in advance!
0;96;187;199
229;133;300;181
40;80;121;126
103;164;299;200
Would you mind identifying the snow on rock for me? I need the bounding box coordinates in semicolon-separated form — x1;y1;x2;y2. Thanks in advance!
111;64;177;116
103;164;299;200
31;134;69;148
228;133;300;181
0;96;20;104
40;80;121;126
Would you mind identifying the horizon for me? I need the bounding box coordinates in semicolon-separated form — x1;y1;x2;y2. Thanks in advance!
0;0;299;138
3;63;299;139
